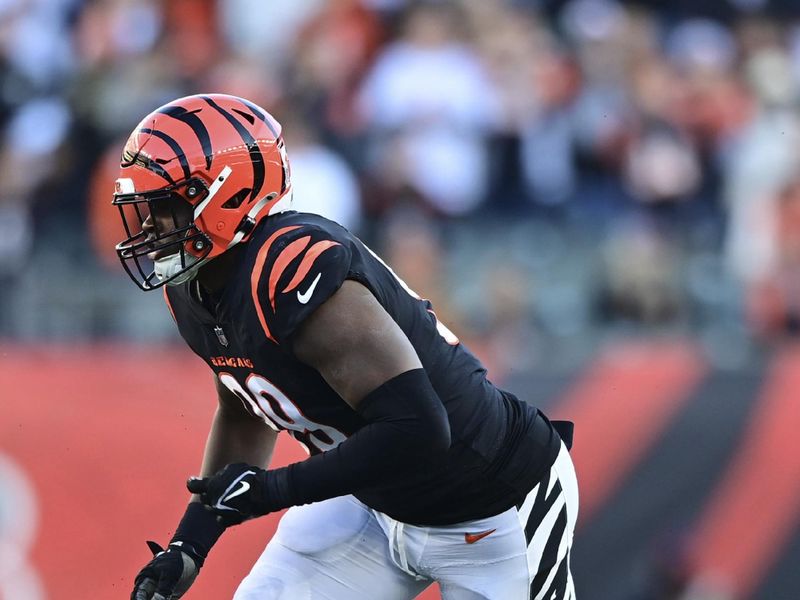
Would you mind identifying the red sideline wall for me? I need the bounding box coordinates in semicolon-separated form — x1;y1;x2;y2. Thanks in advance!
0;345;439;599
6;343;800;598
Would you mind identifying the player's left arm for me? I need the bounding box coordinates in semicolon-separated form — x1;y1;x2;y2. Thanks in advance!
189;279;452;523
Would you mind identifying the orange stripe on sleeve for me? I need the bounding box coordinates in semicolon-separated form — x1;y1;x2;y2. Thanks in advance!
282;240;340;294
268;236;311;311
251;225;302;343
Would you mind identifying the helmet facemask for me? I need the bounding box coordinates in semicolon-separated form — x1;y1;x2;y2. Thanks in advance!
113;178;212;290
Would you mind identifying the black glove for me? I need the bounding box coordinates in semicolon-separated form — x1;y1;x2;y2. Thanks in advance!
187;462;290;526
130;540;202;600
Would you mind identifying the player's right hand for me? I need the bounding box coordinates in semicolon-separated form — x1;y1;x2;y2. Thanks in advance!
131;540;201;600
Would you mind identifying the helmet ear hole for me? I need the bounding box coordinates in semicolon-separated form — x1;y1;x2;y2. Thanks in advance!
222;188;251;209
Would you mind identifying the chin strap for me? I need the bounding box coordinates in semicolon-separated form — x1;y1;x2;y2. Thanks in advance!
156;252;207;285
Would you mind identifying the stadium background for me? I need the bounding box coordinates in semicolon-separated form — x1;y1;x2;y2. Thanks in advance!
1;0;799;598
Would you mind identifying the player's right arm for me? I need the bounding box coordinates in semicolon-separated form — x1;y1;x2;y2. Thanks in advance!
131;378;276;600
198;377;278;480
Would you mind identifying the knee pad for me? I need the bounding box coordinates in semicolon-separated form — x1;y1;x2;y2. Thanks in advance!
275;495;373;557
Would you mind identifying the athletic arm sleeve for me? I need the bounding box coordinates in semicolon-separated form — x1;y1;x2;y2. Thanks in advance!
263;368;452;510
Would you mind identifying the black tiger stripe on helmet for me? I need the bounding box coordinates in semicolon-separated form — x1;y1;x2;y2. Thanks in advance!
158;104;214;170
139;127;191;181
201;95;266;204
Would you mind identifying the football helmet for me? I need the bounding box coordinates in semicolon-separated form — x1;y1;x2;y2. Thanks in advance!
112;94;292;290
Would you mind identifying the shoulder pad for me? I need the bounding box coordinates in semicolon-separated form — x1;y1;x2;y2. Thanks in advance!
250;224;352;345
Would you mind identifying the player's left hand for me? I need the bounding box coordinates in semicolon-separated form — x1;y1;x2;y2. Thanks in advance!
131;540;201;600
187;463;270;526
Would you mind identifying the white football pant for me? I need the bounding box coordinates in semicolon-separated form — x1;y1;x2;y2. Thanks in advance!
234;442;578;599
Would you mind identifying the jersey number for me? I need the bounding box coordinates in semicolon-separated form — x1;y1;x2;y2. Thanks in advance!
218;372;347;454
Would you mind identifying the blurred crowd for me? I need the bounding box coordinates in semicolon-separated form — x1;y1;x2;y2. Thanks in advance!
2;0;800;372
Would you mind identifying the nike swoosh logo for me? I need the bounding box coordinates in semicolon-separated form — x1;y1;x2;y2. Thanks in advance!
297;273;322;304
464;528;496;544
221;480;250;504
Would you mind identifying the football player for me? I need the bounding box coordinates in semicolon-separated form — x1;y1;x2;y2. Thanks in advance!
120;94;579;600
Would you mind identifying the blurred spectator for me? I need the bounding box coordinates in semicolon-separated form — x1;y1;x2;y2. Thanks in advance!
200;55;280;112
283;114;363;231
474;262;541;380
0;0;798;351
70;0;180;137
520;40;583;208
596;219;683;325
0;97;71;332
746;178;800;337
218;0;324;67
622;56;701;205
357;2;499;216
0;0;77;92
379;209;455;320
465;3;546;210
284;0;384;164
721;40;800;338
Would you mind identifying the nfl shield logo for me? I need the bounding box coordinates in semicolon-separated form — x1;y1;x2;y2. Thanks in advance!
214;326;229;347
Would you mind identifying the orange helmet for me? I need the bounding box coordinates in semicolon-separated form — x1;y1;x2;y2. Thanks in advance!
112;93;291;290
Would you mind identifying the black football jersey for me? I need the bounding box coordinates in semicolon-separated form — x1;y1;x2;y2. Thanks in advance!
164;212;561;525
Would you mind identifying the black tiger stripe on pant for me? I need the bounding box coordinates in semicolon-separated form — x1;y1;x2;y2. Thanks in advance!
517;442;579;600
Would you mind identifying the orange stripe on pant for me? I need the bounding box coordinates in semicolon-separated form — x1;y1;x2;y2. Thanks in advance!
691;344;800;599
549;340;706;526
